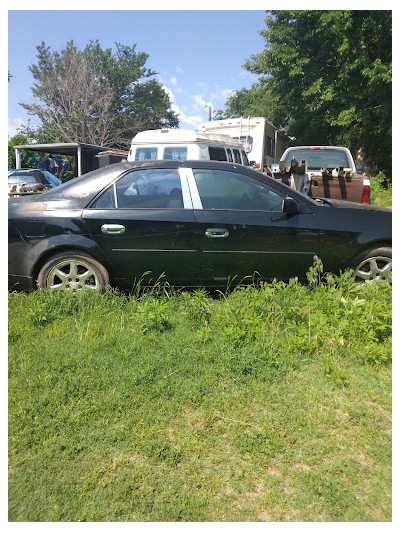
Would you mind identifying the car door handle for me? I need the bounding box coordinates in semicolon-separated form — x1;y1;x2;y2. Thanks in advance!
101;224;125;235
205;228;230;238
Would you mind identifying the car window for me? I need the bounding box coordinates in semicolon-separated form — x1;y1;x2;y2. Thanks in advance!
134;147;158;161
208;146;227;161
91;185;116;209
115;168;184;209
192;169;286;211
163;147;187;160
226;149;233;162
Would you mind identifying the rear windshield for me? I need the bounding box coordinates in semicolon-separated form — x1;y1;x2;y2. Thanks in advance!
8;172;46;184
283;148;352;170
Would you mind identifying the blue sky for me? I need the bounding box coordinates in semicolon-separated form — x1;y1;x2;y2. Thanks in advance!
8;9;267;138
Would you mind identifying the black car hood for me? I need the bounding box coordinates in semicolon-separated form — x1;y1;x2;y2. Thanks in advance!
316;197;391;212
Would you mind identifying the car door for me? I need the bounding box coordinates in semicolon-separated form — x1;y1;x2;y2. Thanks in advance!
82;167;202;289
187;166;320;286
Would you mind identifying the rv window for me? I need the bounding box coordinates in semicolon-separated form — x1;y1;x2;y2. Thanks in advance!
232;149;241;164
208;146;227;161
135;147;158;161
265;135;275;158
226;149;233;162
163;147;188;160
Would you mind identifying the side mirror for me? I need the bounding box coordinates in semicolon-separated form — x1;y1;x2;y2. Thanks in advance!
271;163;280;173
355;164;363;173
282;196;301;214
249;161;256;167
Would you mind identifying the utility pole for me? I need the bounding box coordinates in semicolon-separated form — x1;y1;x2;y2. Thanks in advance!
204;104;212;122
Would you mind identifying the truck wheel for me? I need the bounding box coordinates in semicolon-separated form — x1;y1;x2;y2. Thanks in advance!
353;247;392;283
37;251;110;291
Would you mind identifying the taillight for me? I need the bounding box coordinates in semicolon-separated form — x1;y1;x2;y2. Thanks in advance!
253;163;260;169
361;184;370;203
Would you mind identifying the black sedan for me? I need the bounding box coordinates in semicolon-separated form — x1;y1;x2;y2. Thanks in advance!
8;160;392;292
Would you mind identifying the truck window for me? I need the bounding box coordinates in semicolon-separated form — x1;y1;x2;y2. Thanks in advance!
283;148;351;170
241;151;249;166
226;149;233;162
208;146;227;161
163;147;188;160
135;147;158;161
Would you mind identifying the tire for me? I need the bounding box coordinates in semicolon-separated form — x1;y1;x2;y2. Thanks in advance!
37;250;110;291
353;246;392;283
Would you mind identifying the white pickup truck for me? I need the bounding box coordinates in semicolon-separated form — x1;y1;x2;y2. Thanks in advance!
271;146;370;203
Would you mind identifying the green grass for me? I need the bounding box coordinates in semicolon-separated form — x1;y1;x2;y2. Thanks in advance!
370;174;392;208
8;268;391;522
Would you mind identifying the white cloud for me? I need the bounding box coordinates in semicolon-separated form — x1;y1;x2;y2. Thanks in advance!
8;117;26;138
170;76;177;86
176;67;184;74
180;115;204;129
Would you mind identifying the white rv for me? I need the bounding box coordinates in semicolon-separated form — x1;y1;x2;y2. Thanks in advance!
127;129;250;166
199;117;288;169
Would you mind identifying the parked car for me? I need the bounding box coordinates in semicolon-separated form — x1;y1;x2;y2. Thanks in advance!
8;160;391;292
8;169;61;195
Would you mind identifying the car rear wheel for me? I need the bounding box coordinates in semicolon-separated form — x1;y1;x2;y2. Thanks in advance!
37;251;110;291
353;247;392;283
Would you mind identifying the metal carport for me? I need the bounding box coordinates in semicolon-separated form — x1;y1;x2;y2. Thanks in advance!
14;142;127;177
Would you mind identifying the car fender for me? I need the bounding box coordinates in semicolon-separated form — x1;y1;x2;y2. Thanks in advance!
27;233;113;280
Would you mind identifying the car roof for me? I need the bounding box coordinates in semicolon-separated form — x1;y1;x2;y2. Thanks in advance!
27;159;315;209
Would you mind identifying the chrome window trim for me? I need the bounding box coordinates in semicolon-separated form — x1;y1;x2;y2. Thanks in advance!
184;168;203;210
178;167;194;209
113;182;118;208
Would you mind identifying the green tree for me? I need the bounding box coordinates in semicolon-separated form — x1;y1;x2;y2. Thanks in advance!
214;82;276;121
21;40;179;149
8;133;29;168
222;11;392;175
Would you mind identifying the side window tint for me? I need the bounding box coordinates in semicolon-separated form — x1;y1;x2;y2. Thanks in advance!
163;147;187;160
91;185;116;209
208;146;227;161
116;169;183;209
192;169;286;211
135;147;158;161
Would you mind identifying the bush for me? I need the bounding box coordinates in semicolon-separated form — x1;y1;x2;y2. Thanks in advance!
370;173;392;208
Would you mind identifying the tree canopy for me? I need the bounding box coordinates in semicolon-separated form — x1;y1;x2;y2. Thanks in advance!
21;40;179;149
221;10;392;175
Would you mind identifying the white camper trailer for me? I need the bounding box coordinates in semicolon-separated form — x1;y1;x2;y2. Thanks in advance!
199;117;288;169
127;129;250;166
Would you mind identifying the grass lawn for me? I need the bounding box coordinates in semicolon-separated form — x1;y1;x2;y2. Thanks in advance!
8;270;392;522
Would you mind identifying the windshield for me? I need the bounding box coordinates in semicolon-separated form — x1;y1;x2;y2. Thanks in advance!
283;148;352;170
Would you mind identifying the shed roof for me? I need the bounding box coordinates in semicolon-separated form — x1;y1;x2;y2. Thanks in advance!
14;142;114;155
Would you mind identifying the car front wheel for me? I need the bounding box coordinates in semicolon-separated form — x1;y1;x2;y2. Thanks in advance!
353;247;392;283
37;251;110;291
